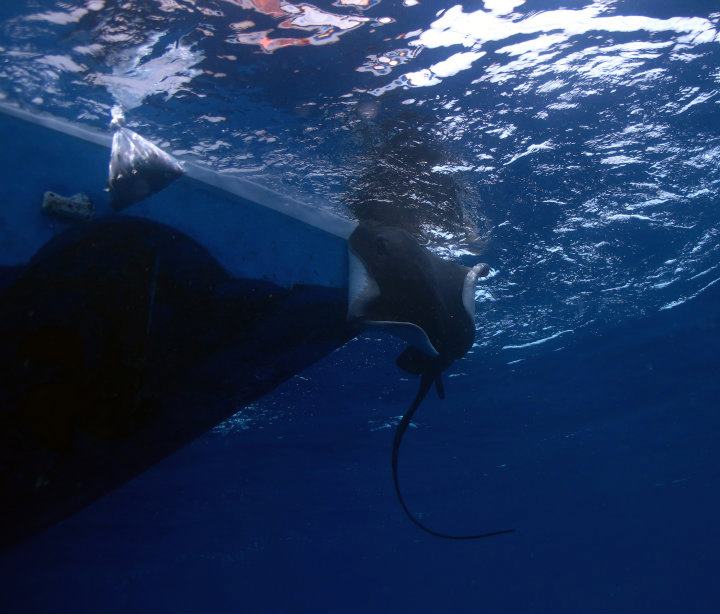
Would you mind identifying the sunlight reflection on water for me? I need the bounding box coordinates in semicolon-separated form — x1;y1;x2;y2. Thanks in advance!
1;0;719;351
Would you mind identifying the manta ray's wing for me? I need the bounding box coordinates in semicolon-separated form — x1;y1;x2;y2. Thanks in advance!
392;261;488;375
348;246;440;356
347;222;490;362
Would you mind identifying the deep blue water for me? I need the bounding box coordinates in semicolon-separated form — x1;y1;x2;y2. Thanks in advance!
2;0;720;612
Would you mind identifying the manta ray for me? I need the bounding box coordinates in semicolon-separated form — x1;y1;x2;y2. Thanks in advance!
348;221;514;540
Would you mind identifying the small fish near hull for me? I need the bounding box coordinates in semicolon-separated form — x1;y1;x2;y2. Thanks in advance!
0;217;354;548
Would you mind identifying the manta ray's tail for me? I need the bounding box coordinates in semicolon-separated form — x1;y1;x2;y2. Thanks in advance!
391;370;516;540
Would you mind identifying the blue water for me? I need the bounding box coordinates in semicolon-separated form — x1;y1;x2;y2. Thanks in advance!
1;1;720;612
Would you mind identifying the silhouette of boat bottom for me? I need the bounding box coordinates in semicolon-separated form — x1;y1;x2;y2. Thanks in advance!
0;104;356;548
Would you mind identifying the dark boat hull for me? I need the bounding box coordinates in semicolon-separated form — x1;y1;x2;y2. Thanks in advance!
0;217;354;547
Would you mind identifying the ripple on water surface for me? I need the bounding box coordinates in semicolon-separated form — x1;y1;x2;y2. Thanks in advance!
1;0;719;352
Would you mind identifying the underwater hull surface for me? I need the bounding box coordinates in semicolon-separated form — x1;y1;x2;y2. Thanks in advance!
0;106;357;547
0;103;354;288
0;217;354;547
